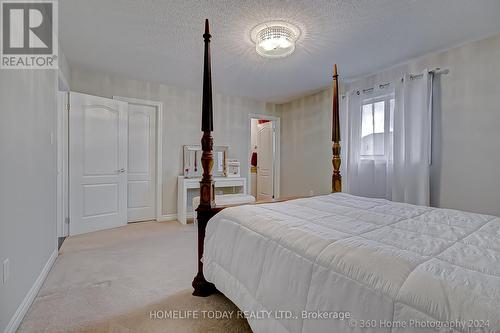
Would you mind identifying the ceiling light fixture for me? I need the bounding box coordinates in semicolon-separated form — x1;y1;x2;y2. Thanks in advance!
250;21;300;58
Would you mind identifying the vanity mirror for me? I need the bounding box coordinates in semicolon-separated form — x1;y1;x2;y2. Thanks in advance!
183;145;228;178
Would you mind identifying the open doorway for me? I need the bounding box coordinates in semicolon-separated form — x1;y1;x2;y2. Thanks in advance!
248;114;280;201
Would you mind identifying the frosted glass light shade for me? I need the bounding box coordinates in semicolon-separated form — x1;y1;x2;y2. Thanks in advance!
250;21;300;58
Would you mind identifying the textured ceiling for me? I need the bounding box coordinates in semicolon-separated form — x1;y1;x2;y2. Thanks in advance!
60;0;500;103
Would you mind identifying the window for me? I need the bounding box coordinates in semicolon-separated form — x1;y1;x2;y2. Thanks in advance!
360;96;394;157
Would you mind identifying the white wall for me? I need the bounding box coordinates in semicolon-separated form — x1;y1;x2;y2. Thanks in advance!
281;90;333;197
280;33;500;216
0;69;58;331
417;34;500;215
250;118;259;152
280;88;349;198
70;66;280;216
58;43;71;88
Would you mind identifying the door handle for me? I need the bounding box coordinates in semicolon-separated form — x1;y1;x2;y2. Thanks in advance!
118;168;126;173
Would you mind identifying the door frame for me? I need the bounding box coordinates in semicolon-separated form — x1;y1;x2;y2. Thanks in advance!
248;113;280;200
56;70;70;238
113;96;164;221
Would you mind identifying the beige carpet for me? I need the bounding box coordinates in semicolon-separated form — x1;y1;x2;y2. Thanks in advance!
18;221;251;333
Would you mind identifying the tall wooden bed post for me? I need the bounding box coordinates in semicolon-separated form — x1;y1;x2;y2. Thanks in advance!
192;19;220;297
332;64;342;193
192;20;342;296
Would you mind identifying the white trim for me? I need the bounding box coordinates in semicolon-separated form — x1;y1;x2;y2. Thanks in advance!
56;66;70;238
3;249;58;333
248;113;281;199
157;214;178;222
113;96;164;221
56;91;70;237
157;213;196;223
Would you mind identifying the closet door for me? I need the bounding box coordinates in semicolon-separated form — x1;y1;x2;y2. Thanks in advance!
69;92;128;235
127;103;156;222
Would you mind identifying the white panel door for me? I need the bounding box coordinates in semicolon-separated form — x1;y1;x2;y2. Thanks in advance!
257;121;274;201
69;92;128;235
127;103;156;222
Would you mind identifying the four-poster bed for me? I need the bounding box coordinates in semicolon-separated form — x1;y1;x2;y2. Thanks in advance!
192;19;500;333
192;19;343;297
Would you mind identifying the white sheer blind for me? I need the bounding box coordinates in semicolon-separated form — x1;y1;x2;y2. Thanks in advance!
360;97;394;158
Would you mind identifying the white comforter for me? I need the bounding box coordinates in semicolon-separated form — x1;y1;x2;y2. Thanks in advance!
203;193;500;333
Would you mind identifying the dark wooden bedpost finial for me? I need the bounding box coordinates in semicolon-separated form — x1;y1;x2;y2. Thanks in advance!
192;19;217;297
201;18;213;133
332;64;342;193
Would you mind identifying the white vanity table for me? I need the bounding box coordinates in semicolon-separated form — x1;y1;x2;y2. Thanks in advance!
177;176;247;224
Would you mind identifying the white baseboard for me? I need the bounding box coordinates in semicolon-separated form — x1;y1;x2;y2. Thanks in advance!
3;249;58;333
157;213;193;223
157;214;177;222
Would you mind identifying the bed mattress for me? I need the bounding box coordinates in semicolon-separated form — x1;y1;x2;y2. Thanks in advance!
203;193;500;333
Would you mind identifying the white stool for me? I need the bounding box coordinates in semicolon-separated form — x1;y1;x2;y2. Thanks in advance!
192;194;256;223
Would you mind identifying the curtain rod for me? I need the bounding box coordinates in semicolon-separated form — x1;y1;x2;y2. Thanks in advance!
342;68;450;98
409;68;449;80
428;67;449;75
